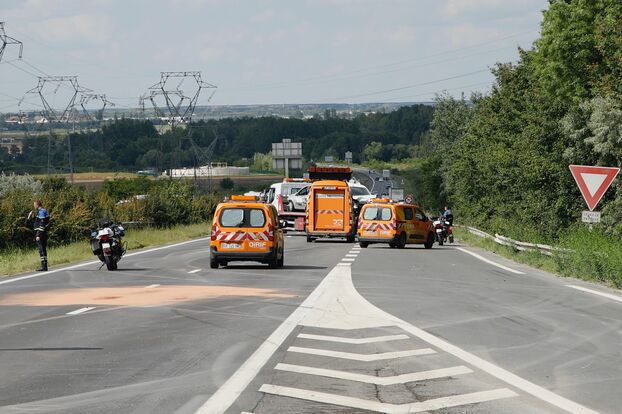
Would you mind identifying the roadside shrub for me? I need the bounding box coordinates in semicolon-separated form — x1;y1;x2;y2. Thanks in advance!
102;176;154;200
0;173;42;197
144;181;193;227
191;193;220;223
220;177;234;190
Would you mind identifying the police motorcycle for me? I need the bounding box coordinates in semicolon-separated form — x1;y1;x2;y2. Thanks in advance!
432;216;453;246
90;221;126;270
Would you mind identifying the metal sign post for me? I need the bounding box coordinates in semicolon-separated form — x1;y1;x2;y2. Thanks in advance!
272;139;302;178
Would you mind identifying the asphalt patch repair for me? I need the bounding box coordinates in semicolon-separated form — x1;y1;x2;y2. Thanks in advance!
0;285;296;307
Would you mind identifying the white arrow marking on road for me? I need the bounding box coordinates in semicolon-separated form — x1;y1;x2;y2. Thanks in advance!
580;172;608;197
275;363;473;385
66;307;96;315
288;346;435;361
298;333;408;344
258;385;517;414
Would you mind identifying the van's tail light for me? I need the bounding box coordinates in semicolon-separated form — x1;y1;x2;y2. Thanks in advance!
211;223;218;241
268;223;275;242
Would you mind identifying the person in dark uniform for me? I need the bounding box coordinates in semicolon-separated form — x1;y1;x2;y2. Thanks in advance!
29;199;50;271
442;205;453;226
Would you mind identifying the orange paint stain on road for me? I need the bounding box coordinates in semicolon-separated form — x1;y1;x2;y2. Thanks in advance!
0;285;295;307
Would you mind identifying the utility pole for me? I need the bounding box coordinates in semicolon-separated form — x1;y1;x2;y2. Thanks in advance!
144;71;217;126
0;22;23;62
25;76;90;183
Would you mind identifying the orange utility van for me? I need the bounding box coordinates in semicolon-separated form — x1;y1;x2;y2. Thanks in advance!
306;179;357;242
210;195;284;268
357;199;435;249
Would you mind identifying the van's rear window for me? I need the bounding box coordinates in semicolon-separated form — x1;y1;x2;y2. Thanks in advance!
363;207;392;221
220;208;266;228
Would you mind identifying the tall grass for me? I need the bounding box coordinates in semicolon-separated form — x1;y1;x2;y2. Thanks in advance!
0;223;210;277
554;226;622;288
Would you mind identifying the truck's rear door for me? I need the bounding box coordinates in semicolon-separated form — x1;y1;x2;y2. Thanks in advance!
314;186;345;231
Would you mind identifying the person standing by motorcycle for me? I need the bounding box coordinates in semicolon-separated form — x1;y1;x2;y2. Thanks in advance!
442;206;454;226
29;199;50;272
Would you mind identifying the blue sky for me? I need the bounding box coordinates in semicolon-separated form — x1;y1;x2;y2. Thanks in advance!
0;0;547;111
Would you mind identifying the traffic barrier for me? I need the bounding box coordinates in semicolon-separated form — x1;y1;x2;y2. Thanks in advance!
457;225;572;256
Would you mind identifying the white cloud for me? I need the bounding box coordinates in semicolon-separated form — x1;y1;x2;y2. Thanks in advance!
440;0;506;17
251;10;277;23
444;22;501;47
384;25;417;46
27;14;112;44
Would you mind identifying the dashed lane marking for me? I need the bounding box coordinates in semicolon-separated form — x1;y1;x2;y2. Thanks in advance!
275;363;473;385
298;333;409;344
287;346;436;361
341;258;356;262
345;253;359;257
188;269;201;274
146;284;160;288
456;247;525;275
566;284;622;304
66;307;96;315
258;385;518;414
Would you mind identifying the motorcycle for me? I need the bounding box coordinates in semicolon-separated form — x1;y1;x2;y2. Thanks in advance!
90;221;126;270
432;217;453;245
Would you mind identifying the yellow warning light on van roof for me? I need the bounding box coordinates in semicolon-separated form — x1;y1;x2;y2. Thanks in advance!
230;195;259;201
370;198;393;203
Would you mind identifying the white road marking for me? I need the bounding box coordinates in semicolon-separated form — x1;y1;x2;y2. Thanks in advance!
258;385;517;413
196;260;597;414
288;346;436;361
188;269;201;274
146;284;160;288
456;247;525;274
298;333;408;344
194;265;353;414
345;253;359;257
0;237;212;286
337;262;352;266
66;307;96;315
275;363;472;385
566;284;622;304
341;258;356;262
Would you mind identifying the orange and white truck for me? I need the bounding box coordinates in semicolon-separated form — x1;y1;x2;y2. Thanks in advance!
305;167;358;242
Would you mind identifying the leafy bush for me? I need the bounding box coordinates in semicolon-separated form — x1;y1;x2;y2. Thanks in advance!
102;176;154;201
220;178;234;190
143;181;193;227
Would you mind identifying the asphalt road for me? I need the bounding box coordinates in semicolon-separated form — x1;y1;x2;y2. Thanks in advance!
1;235;621;413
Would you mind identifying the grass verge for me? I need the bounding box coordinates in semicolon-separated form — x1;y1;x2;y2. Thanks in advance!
0;222;210;278
455;226;622;289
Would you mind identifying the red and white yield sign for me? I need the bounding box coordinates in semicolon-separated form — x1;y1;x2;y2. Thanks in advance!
569;165;620;211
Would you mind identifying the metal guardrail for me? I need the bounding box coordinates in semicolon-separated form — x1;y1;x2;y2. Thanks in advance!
458;225;571;256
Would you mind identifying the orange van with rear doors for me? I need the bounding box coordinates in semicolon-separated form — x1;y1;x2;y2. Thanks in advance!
306;179;357;242
210;195;284;268
357;199;434;249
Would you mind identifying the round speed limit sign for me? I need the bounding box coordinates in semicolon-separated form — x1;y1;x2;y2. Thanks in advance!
405;194;413;204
